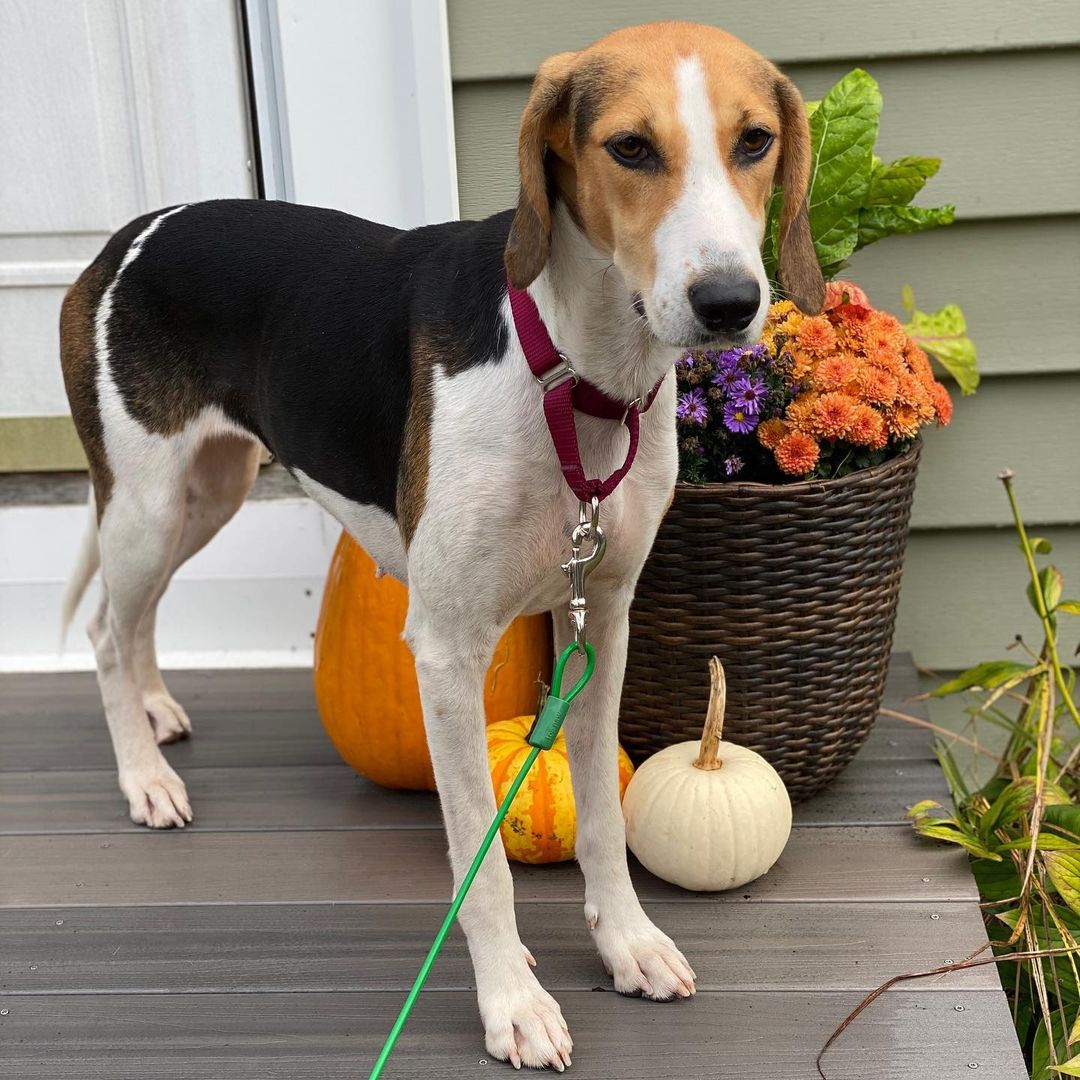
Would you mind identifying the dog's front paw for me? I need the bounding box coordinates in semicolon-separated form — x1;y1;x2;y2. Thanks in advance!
143;691;192;745
589;906;696;1001
480;966;573;1071
119;764;192;828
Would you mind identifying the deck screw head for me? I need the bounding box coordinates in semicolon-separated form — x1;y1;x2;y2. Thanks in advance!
968;1063;979;1070
55;920;63;926
922;877;932;883
930;913;940;920
954;1004;965;1011
29;965;37;971
944;958;955;965
0;1009;8;1016
100;842;110;849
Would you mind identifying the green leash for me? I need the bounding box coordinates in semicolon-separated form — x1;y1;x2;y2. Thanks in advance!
368;641;597;1079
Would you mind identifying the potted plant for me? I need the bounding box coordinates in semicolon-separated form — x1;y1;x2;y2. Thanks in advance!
621;70;979;800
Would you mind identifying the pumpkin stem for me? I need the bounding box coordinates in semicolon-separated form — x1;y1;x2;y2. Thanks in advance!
693;657;726;771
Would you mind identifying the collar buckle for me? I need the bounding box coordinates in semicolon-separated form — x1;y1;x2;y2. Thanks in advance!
535;352;578;393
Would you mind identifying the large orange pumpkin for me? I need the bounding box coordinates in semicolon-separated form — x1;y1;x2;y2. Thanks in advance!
488;715;636;864
314;533;552;791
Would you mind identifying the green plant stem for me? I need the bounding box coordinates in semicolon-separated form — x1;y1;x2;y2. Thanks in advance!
1001;472;1080;732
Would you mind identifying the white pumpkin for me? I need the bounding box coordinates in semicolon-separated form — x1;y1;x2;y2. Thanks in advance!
622;657;792;892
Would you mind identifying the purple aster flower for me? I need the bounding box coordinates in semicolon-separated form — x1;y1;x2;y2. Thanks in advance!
711;364;741;392
676;388;709;426
732;374;767;414
723;454;744;476
722;401;759;434
748;343;768;360
675;352;695;370
719;348;743;367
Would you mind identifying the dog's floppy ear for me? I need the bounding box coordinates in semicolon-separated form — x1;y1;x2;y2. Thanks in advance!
774;76;825;314
505;52;577;290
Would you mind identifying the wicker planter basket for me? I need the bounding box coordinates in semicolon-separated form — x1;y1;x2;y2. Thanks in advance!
622;441;921;801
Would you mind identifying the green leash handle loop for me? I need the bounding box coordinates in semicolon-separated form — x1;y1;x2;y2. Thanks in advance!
368;642;595;1078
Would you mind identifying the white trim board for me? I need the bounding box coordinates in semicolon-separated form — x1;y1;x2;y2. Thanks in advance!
0;497;341;673
246;0;459;227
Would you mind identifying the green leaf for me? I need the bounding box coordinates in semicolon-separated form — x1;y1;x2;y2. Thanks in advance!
1035;1017;1072;1080
856;203;955;249
1046;850;1080;916
983;778;1040;835
932;661;1033;697
867;155;941;206
912;821;1002;859
1046;805;1080;844
1057;600;1080;616
972;856;1021;902
1029;566;1065;616
902;297;980;395
805;69;882;270
907;799;944;818
1031;537;1056;555
1051;1054;1080;1075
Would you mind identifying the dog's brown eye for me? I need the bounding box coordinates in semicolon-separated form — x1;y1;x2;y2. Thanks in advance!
739;128;774;159
607;134;654;167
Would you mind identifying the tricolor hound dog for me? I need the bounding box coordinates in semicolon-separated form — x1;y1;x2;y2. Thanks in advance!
60;21;823;1070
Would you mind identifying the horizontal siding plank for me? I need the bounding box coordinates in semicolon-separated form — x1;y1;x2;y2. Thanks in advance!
0;900;997;994
0;826;975;907
912;374;1080;530
848;217;1080;379
897;527;1080;668
453;50;1080;221
448;0;1080;80
0;989;1027;1079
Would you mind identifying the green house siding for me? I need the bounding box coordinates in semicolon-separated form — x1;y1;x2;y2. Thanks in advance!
446;0;1080;668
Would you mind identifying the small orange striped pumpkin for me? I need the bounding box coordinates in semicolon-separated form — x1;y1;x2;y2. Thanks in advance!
488;715;635;864
314;533;552;791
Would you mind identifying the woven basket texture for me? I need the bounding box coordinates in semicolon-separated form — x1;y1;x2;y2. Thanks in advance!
622;442;921;801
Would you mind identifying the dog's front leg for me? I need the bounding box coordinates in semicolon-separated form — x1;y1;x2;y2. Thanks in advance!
407;598;573;1071
555;587;697;1001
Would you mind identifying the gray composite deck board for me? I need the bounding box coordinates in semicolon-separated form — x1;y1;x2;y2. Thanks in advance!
1;901;999;994
0;825;976;907
0;658;1025;1079
0;755;947;834
0;990;1026;1080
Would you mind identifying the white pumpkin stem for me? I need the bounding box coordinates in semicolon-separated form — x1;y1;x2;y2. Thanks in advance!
693;657;727;771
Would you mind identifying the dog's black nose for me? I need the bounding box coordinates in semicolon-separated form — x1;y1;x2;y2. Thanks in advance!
687;275;761;334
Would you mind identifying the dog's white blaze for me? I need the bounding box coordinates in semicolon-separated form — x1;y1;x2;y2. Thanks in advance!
648;55;769;344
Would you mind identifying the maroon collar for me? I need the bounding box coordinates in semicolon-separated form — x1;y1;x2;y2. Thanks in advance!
507;280;666;504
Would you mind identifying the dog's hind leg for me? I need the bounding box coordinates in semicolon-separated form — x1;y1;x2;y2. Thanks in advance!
132;434;261;744
91;439;195;828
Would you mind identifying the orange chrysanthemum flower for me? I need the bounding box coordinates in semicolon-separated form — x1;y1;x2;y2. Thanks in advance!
797;315;838;355
865;311;908;353
813;354;858;392
845;404;887;449
786;391;819;429
906;344;935;388
790;349;816;381
896;373;935;421
812;392;859;440
930;380;954;425
757;417;789;450
774;431;820;476
858;366;899;405
886;403;922;440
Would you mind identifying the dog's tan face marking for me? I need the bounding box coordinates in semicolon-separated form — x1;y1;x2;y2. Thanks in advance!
506;22;824;344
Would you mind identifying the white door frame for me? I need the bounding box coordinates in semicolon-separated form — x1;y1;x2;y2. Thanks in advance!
241;0;460;227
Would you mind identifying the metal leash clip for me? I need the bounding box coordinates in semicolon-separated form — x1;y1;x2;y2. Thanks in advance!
562;496;606;649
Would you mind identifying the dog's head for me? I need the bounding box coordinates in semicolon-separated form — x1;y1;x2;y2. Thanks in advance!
504;22;824;349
